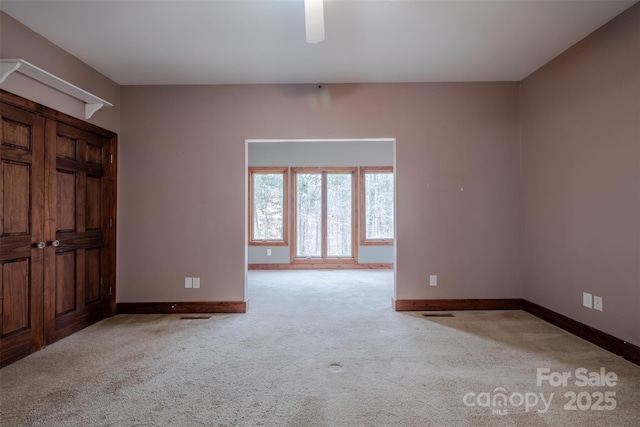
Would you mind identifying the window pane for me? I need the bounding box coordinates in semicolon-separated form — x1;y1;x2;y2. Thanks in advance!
296;174;322;257
327;174;352;257
252;173;284;241
365;173;394;240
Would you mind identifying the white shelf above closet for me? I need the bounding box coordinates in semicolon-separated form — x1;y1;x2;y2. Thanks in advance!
0;58;113;120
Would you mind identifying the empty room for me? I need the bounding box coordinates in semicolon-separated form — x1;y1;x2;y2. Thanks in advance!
1;1;639;426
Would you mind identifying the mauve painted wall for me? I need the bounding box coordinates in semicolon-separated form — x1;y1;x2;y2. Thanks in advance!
5;0;637;347
0;12;120;133
520;4;640;346
119;83;522;303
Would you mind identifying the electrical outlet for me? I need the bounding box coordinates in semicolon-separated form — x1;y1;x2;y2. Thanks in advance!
594;296;602;311
583;292;592;309
267;249;272;256
185;277;193;289
429;275;437;287
193;277;200;289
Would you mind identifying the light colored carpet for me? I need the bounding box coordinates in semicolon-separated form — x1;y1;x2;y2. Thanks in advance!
1;270;639;426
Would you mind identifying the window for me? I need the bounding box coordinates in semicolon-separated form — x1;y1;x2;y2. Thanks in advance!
360;167;394;245
248;167;288;246
292;167;357;262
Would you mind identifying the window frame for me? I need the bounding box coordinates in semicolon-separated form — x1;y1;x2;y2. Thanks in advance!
291;167;358;264
248;167;289;246
359;166;394;246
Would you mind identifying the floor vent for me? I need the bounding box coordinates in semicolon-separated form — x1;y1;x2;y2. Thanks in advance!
422;313;454;318
180;315;212;320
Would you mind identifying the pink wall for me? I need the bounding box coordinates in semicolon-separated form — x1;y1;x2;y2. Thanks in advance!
119;83;522;303
9;1;637;348
0;12;120;133
520;4;640;346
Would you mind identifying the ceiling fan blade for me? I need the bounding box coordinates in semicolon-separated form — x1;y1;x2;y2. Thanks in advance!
305;0;325;43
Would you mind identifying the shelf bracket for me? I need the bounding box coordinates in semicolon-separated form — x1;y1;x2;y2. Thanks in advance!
0;58;113;120
0;61;21;85
85;103;105;120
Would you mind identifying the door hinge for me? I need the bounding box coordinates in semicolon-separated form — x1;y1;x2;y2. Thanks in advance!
109;287;112;296
109;219;113;228
110;154;113;164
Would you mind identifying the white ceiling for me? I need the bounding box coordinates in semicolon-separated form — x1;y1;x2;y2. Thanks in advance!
1;0;636;85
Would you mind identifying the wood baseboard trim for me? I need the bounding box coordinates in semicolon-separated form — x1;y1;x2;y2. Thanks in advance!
117;301;247;314
521;300;640;366
393;298;523;311
393;297;639;366
248;263;393;270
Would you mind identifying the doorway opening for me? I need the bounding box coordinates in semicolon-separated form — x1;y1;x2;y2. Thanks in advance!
244;138;397;301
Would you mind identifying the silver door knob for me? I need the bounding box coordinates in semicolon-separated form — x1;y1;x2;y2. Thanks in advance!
37;242;46;249
51;240;60;247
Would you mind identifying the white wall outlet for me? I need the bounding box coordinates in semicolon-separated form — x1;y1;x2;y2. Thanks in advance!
192;277;200;289
583;292;593;308
185;277;193;289
594;296;603;311
429;275;437;287
267;249;272;256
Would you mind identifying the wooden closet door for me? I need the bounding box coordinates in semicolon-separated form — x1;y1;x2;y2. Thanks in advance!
0;104;46;367
1;92;116;366
43;120;112;343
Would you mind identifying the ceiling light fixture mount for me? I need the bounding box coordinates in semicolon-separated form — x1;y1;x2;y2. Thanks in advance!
305;0;325;43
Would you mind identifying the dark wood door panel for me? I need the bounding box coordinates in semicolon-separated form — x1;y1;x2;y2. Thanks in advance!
56;121;103;144
56;157;104;176
55;251;77;316
0;235;32;262
84;248;101;304
0;102;45;367
85;176;102;230
1;92;116;367
56;170;77;232
44;119;112;344
2;161;31;235
0;330;34;367
0;145;38;163
1;105;36;151
53;244;108;341
1;259;30;336
53;299;110;342
54;230;103;250
2;119;32;150
85;142;104;166
56;134;77;161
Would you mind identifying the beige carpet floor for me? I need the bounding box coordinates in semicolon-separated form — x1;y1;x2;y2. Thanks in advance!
1;270;639;426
